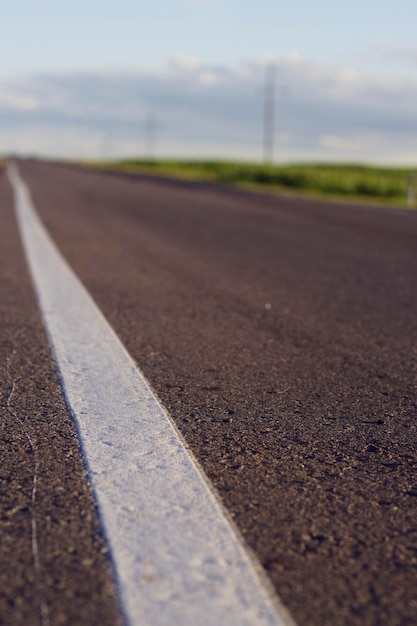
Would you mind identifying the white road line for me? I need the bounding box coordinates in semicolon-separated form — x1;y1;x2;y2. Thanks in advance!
8;163;295;626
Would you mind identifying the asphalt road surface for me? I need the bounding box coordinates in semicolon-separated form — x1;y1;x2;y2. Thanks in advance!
1;160;417;626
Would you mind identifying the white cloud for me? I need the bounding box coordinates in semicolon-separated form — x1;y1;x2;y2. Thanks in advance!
169;55;201;72
379;46;417;66
1;57;417;163
320;134;369;151
1;94;39;111
197;70;220;85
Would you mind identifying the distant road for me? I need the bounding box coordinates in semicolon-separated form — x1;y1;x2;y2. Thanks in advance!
1;160;417;626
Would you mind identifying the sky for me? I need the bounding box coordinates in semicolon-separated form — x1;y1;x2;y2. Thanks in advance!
2;0;417;162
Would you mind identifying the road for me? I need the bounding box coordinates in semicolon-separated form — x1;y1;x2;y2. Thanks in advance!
1;160;417;626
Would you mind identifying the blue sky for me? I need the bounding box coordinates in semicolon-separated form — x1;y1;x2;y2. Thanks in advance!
3;0;417;75
2;1;417;161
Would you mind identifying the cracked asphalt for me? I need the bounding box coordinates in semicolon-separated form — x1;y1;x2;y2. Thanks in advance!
2;159;417;625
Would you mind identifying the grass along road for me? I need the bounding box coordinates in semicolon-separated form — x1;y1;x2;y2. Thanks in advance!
81;159;417;208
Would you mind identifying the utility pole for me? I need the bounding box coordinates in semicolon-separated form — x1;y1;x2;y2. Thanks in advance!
145;111;156;161
263;63;276;164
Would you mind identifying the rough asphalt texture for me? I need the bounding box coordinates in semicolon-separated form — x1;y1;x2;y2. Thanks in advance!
10;160;417;625
0;167;123;625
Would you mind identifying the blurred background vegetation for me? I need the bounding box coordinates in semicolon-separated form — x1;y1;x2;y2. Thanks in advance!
89;160;416;207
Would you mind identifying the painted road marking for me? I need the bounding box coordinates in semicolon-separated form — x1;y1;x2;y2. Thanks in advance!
8;163;295;626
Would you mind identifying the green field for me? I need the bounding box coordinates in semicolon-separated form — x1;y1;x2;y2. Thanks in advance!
87;159;417;207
